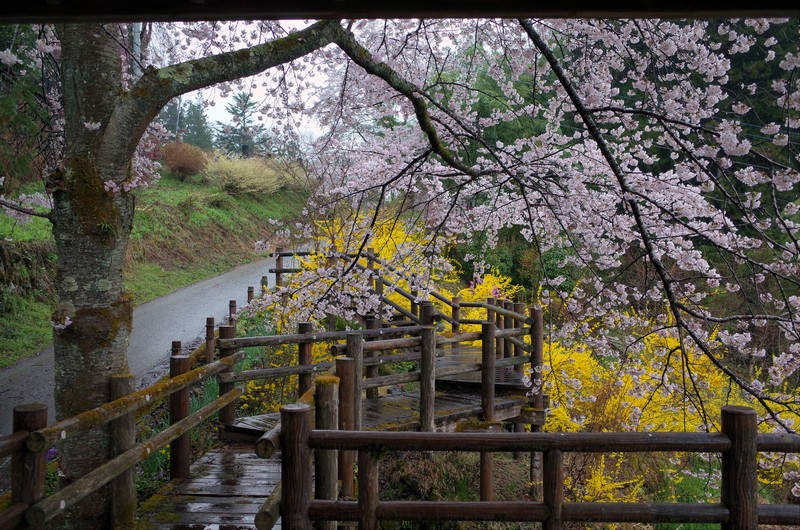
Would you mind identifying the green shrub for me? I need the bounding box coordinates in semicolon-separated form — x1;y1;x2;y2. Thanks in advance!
202;155;306;195
162;142;207;180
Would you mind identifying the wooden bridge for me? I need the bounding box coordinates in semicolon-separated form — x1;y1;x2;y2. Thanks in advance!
1;249;799;529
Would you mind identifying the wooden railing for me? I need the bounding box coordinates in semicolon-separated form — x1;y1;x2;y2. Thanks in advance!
0;284;258;528
279;401;800;529
0;352;244;528
5;249;794;529
0;279;538;528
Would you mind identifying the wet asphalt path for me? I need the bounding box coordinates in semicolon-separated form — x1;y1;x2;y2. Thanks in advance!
0;257;278;436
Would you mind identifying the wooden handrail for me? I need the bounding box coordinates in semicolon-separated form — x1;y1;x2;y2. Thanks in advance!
307;430;735;452
306;499;800;524
26;352;245;452
380;294;420;322
331;335;422;354
279;406;800;529
0;503;28;529
218;325;429;349
0;431;27;459
221;360;335;384
436;331;482;344
307;500;733;524
25;388;243;526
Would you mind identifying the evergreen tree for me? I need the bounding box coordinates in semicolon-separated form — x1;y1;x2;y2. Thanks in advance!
181;97;214;150
215;91;268;156
157;97;182;136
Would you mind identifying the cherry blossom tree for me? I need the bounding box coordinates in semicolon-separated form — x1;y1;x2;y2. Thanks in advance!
300;18;799;430
0;17;798;521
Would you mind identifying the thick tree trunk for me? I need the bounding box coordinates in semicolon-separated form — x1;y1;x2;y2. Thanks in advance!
48;19;341;524
54;24;134;525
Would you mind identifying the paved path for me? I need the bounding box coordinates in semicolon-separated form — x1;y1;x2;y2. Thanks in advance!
0;257;280;436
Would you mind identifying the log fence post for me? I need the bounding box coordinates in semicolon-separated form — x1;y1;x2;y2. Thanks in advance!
346;333;364;431
260;275;269;295
480;452;493;502
530;305;545;498
367;247;376;291
336;357;356;499
315;377;339;530
486;297;496;358
170;352;191;479
513;302;524;372
111;375;136;527
451;296;461;333
504;300;513;359
721;406;757;530
512;300;526;458
410;275;419;319
205;317;215;364
375;276;384;327
298;322;313;397
280;403;312;530
218;325;237;428
531;306;544;402
480;319;496;502
494;301;504;368
358;450;379;529
326;254;337;332
247;286;254;303
420;301;436;432
365;316;380;399
228;299;237;324
451;296;461;354
481;320;496;420
12;404;47;515
275;247;284;287
543;449;564;530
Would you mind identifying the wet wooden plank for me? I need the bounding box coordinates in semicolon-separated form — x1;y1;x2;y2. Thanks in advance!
436;343;530;389
171;484;276;496
140;446;282;529
234;387;530;436
151;511;258;525
161;498;264;513
234;412;280;432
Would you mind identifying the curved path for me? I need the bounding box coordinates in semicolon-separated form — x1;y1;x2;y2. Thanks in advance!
0;257;279;436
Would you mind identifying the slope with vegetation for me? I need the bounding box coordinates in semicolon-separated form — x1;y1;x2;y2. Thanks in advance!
0;156;308;368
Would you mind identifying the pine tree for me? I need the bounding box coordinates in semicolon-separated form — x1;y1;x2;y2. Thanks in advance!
182;97;214;150
215;91;267;156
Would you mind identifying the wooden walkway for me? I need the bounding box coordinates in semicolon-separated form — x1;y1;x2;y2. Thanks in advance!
138;347;535;528
230;386;529;436
139;445;282;529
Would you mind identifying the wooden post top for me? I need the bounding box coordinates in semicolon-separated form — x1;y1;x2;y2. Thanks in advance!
13;403;48;414
282;403;311;413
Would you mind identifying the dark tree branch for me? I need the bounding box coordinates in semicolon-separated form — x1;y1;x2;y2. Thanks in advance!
98;19;342;178
0;197;52;221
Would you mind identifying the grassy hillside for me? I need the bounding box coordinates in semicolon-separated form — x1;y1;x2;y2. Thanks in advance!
0;171;307;367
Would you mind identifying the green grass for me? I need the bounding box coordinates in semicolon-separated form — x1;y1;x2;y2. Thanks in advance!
0;212;53;242
124;259;254;305
0;293;53;367
0;169;309;365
